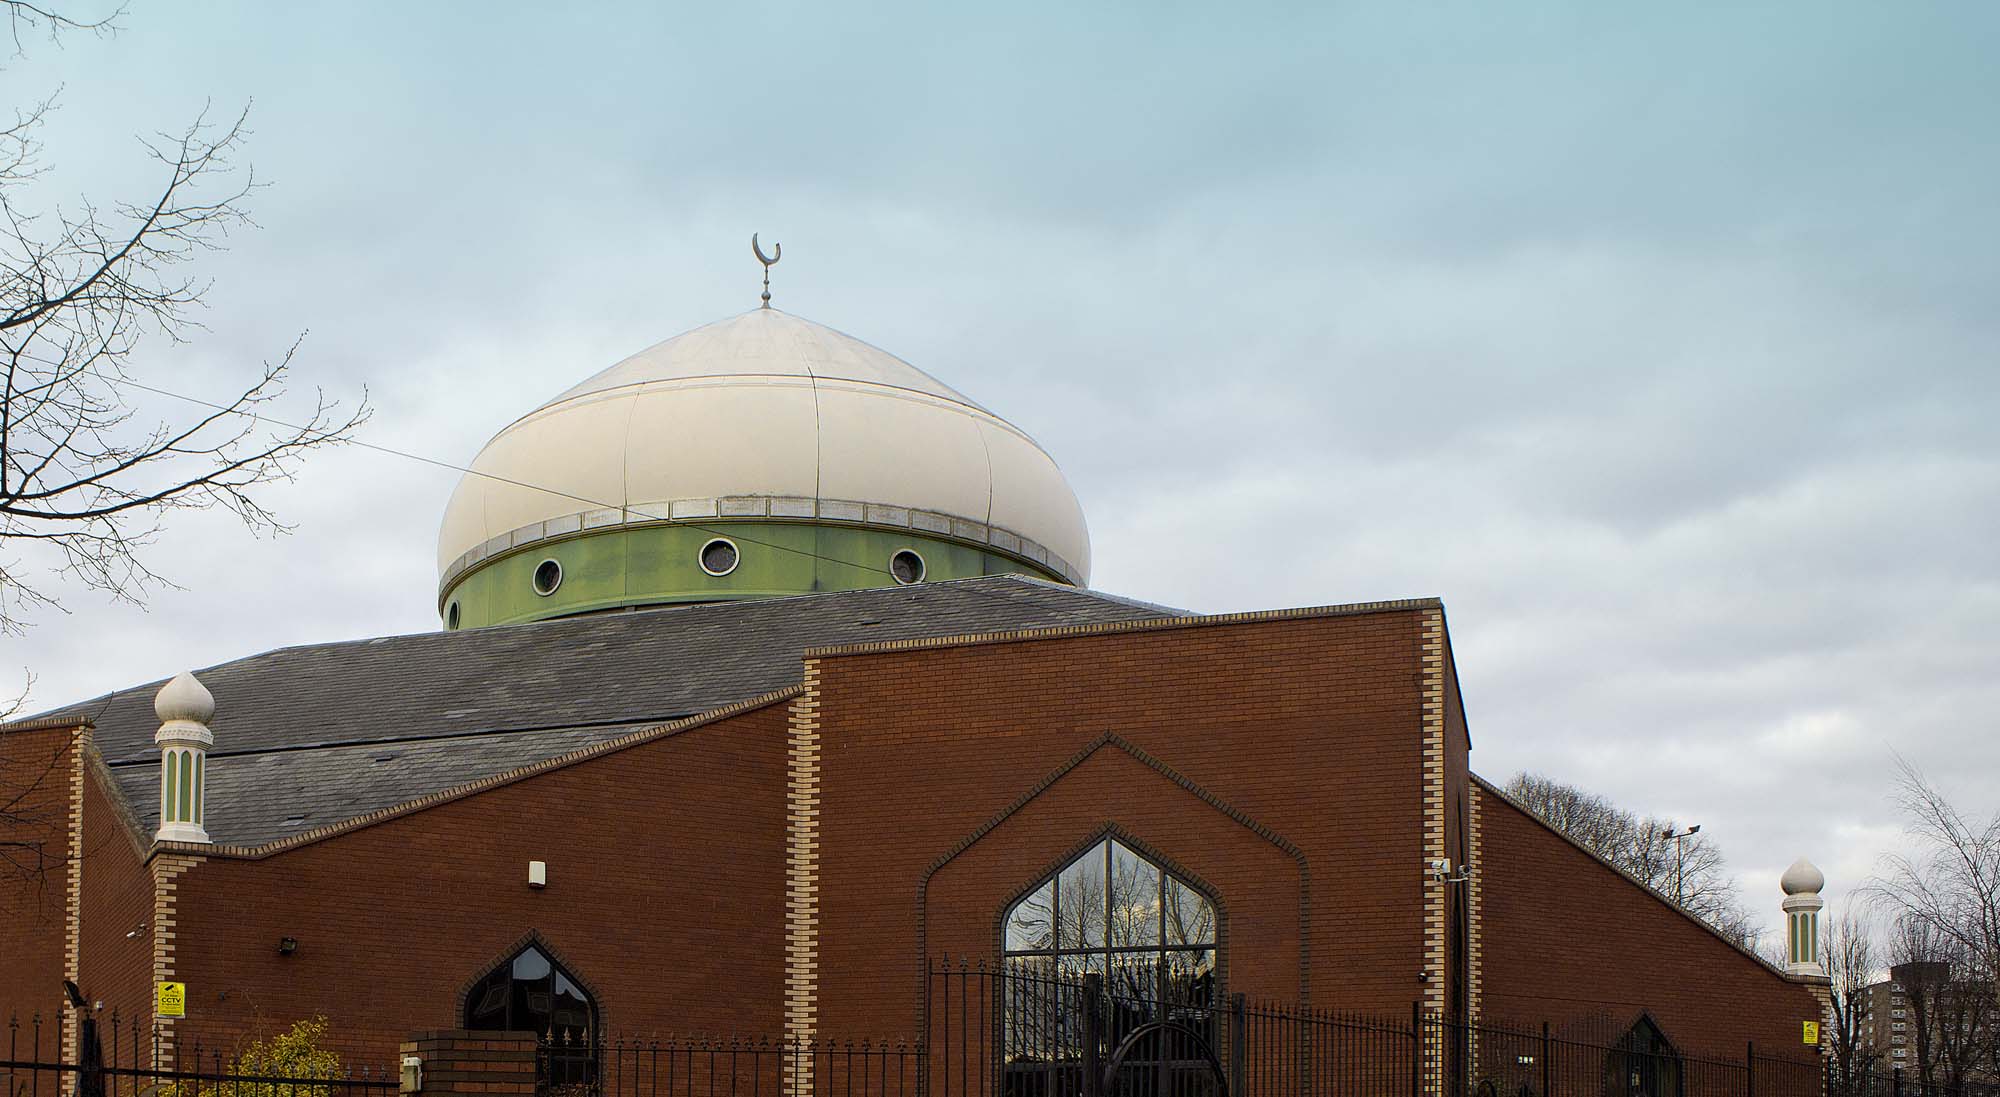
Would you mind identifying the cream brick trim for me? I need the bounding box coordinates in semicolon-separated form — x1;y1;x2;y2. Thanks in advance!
150;854;203;1068
1419;608;1447;1020
62;726;86;1082
1810;982;1833;1060
783;660;823;1096
805;597;1444;660
1467;782;1485;1025
1416;608;1449;1097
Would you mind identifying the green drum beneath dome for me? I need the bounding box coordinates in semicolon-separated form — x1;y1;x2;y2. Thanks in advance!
438;521;1067;630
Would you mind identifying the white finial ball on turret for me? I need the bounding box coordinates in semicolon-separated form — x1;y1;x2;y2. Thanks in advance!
154;671;216;726
1781;856;1825;897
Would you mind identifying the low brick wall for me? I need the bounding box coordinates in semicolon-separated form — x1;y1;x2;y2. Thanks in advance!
399;1030;536;1097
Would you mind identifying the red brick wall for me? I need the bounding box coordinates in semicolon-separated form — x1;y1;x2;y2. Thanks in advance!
810;610;1434;1040
78;760;157;1057
401;1030;537;1097
0;722;79;1041
1474;782;1821;1057
161;702;791;1068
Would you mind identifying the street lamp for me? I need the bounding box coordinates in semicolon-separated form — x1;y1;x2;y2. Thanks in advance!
1662;824;1701;905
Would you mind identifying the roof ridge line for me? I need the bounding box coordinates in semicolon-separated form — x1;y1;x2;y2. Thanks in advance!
803;596;1444;659
1467;772;1805;983
154;687;803;862
98;715;680;766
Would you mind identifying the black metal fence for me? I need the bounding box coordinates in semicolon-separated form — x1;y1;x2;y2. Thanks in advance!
7;962;1832;1097
538;1036;922;1097
1435;1012;1824;1097
3;1010;396;1097
928;960;1414;1097
924;961;1827;1097
1845;1071;2000;1097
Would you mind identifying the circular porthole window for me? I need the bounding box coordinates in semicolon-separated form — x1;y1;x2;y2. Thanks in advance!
890;549;926;585
446;602;461;630
532;559;563;596
699;538;740;577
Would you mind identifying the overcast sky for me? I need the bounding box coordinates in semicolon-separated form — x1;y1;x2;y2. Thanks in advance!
6;2;1996;946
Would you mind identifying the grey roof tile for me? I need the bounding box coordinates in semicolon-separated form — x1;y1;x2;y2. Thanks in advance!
56;576;1172;849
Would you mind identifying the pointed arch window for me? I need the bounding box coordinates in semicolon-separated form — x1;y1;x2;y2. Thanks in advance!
1003;838;1217;1002
1605;1016;1683;1097
465;943;598;1088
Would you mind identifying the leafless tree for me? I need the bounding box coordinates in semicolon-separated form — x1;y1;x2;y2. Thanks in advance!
1873;760;2000;1008
1890;917;1996;1096
1823;910;1883;1096
1504;772;1760;949
0;2;367;635
1868;760;2000;1091
0;2;367;910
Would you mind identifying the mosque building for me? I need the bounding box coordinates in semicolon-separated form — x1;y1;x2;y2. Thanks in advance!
0;248;1830;1090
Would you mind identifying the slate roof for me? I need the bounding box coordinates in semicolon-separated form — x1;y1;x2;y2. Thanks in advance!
37;576;1174;849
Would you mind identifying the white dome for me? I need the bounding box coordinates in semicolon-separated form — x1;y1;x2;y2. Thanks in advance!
438;308;1090;585
1780;856;1825;896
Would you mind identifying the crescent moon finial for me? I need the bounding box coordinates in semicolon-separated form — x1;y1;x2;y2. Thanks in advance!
752;233;782;308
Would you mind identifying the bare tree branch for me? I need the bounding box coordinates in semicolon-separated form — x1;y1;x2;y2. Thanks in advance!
1867;756;2000;1078
1;1;121;58
1822;910;1884;1096
0;2;366;897
0;100;370;634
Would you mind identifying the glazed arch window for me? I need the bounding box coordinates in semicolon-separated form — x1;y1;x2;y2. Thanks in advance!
465;943;598;1085
1003;838;1217;1002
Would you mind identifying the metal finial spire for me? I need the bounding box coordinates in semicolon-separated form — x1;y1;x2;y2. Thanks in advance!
752;233;781;308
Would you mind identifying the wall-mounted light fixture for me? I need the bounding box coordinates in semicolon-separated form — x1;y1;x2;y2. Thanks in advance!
528;861;547;889
277;937;299;955
1426;857;1474;885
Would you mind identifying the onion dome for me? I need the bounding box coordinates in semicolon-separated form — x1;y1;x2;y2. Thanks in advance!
1780;856;1825;896
436;308;1090;629
154;670;216;726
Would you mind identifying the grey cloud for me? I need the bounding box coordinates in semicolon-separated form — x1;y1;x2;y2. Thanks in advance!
5;0;1996;948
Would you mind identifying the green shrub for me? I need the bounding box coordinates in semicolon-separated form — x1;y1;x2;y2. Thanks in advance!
166;1017;344;1097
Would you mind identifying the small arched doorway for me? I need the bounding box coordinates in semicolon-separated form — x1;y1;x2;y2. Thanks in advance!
464;940;599;1092
1603;1016;1682;1097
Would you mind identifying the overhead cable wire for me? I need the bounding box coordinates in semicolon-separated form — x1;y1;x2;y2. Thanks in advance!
96;373;1118;622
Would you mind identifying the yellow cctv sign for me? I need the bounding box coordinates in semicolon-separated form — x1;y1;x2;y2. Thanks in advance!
1802;1021;1820;1045
156;982;186;1018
